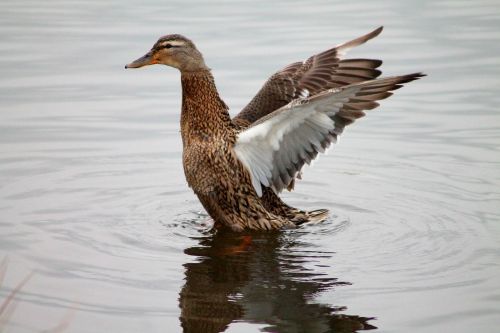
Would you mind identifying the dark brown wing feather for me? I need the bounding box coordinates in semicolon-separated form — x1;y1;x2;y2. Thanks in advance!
232;27;384;128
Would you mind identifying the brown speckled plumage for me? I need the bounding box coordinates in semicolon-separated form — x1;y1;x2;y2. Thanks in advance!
179;71;295;230
125;27;424;231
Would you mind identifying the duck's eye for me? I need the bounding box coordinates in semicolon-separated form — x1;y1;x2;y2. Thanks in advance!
164;44;173;49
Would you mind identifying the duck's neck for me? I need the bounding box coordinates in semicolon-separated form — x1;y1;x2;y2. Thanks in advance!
180;70;233;147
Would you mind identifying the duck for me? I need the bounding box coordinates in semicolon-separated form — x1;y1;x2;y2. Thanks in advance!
125;27;424;231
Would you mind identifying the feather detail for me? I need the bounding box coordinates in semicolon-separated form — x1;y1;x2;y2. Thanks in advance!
234;73;425;196
233;27;384;128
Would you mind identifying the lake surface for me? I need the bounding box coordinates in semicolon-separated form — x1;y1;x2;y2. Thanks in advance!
1;0;499;332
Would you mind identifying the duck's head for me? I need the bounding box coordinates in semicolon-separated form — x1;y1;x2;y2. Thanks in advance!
125;34;208;72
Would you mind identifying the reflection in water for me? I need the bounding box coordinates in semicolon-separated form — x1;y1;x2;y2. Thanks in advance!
179;231;376;333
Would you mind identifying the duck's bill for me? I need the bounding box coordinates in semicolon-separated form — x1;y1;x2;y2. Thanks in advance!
125;51;155;69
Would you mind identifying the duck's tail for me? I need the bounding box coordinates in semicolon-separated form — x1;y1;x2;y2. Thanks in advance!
287;208;329;225
305;209;329;224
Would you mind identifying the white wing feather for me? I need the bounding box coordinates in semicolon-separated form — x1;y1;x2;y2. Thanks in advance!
233;73;423;197
234;85;361;197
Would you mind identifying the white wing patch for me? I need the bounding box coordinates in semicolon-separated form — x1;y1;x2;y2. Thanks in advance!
234;86;361;196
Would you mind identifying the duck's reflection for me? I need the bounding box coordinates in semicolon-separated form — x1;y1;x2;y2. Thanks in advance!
179;230;376;333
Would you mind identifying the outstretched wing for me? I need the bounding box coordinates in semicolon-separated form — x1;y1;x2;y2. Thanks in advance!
232;26;384;128
233;73;425;197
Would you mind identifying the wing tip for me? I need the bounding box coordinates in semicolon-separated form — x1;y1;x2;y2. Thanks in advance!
399;72;427;83
371;26;384;38
360;25;384;43
363;72;427;87
337;26;384;52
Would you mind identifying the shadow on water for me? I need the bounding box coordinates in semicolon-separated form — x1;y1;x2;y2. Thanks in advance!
179;230;376;333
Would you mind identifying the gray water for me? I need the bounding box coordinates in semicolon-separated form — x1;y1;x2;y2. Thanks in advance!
1;0;500;332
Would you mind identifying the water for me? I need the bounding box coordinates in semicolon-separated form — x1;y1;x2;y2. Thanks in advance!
1;0;499;332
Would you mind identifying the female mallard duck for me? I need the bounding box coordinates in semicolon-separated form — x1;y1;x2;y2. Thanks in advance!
125;27;424;231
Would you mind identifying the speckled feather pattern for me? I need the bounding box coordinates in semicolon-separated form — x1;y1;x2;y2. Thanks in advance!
180;71;298;231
